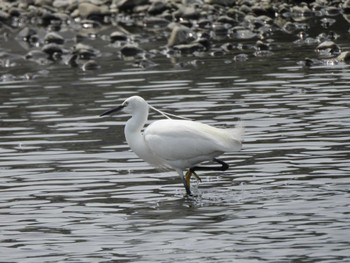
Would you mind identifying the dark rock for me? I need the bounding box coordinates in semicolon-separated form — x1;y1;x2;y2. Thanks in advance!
148;1;168;15
197;37;211;51
336;51;350;63
40;12;62;27
17;27;39;44
25;50;51;65
133;59;158;69
299;57;323;67
197;19;211;29
42;43;63;59
73;43;99;60
9;8;21;17
44;32;64;45
233;53;248;61
174;6;200;20
78;2;109;19
66;54;79;67
204;0;235;6
173;42;206;54
221;42;235;52
167;25;194;47
120;44;144;57
82;60;100;71
0;10;10;23
110;31;128;43
25;50;47;60
217;15;236;26
255;40;270;51
117;0;149;12
315;41;341;56
80;19;101;29
143;17;169;28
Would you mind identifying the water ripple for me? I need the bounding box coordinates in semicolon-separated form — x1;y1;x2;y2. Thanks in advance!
1;50;350;262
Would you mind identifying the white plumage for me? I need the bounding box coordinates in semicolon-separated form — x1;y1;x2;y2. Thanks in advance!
101;96;244;195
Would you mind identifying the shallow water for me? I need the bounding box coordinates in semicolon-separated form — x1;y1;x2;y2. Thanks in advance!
1;23;350;263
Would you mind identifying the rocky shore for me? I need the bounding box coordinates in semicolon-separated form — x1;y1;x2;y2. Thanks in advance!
0;0;350;73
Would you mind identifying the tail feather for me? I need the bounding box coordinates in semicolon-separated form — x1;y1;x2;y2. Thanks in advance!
230;121;244;142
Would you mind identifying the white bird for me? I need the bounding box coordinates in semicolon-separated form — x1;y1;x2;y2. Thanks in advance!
101;96;244;195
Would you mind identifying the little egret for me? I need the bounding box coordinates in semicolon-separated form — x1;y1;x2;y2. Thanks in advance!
100;96;244;195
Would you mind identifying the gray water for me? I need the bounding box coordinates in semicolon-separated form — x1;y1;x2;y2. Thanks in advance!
1;33;350;262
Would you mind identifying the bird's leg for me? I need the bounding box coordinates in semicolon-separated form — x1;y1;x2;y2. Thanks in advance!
185;169;202;192
191;158;229;172
178;169;192;195
185;169;202;187
185;158;229;187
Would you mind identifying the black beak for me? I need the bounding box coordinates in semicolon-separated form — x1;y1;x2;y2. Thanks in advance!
100;105;125;117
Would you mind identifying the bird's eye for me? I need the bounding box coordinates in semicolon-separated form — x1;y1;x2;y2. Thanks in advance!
123;101;129;107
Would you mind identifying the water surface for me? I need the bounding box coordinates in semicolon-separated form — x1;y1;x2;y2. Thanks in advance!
1;22;350;263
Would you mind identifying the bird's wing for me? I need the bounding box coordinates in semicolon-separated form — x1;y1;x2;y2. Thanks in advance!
144;119;242;161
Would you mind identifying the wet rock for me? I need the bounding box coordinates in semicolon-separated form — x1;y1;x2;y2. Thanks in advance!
82;60;100;71
42;43;63;60
290;4;313;20
315;41;341;56
44;32;64;45
9;7;21;17
252;3;275;18
173;6;200;21
197;19;211;29
40;12;62;27
133;59;158;69
73;43;99;60
78;2;109;19
217;15;236;26
120;44;144;57
316;31;338;42
211;22;229;38
173;42;206;54
110;31;128;43
204;0;235;6
116;0;149;12
233;53;248;62
0;10;10;23
53;0;78;11
320;17;336;28
66;54;79;67
282;21;298;34
255;40;270;51
80;19;101;29
324;6;340;16
226;8;245;22
17;27;40;45
148;0;168;15
196;36;211;51
336;51;350;63
299;57;323;67
167;25;194;47
221;43;235;52
25;50;51;65
231;27;256;40
143;17;169;28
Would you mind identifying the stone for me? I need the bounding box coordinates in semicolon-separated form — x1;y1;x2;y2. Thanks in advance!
167;25;194;47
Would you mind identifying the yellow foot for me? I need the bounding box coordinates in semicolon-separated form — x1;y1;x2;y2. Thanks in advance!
185;170;202;189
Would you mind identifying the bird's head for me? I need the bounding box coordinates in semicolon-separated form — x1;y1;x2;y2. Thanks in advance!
100;96;148;117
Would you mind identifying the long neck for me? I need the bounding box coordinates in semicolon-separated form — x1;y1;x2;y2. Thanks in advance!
124;105;149;158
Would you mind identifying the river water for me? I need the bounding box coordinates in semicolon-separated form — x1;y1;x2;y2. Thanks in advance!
1;15;350;263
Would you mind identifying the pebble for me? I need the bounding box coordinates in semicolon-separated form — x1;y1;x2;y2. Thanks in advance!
167;25;195;47
120;44;144;57
0;0;347;71
44;32;64;44
110;31;128;43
